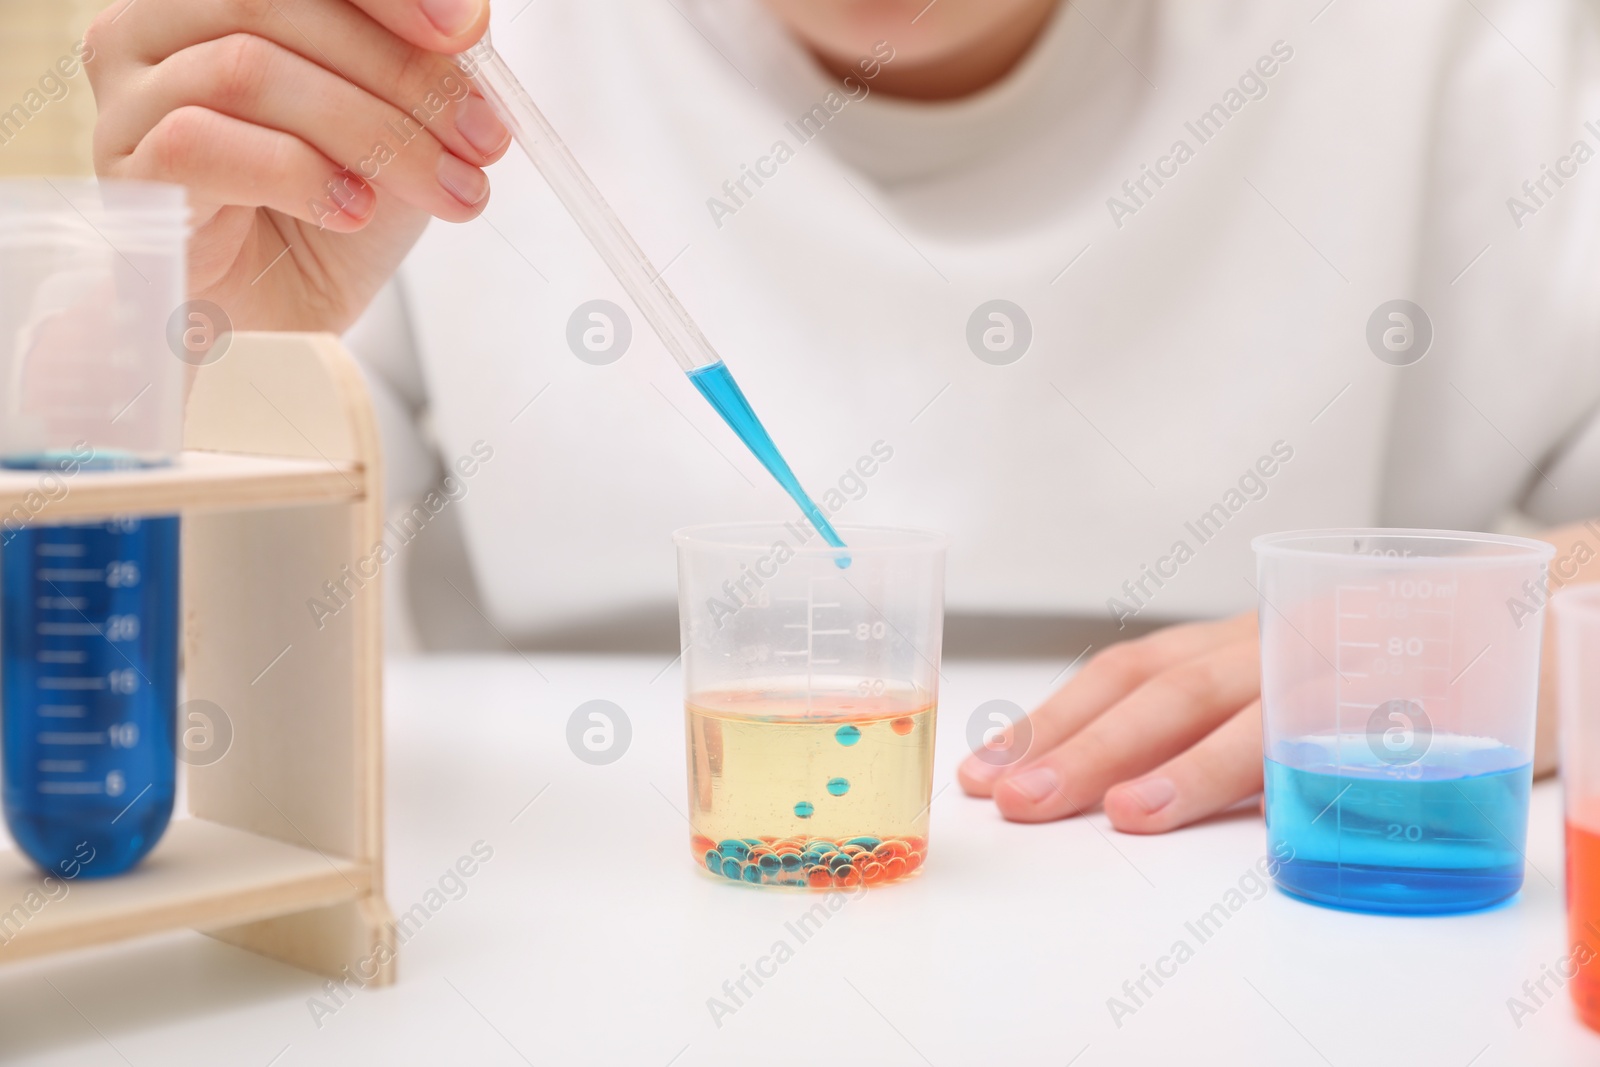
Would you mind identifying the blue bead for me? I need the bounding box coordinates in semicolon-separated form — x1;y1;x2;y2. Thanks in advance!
828;853;853;873
835;724;861;746
704;850;720;873
845;836;880;849
780;852;802;871
794;801;815;818
721;857;742;879
827;777;850;796
742;863;762;883
805;840;835;853
719;839;750;862
758;853;781;873
802;850;823;866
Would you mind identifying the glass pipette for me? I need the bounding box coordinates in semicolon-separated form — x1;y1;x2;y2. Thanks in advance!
453;35;846;551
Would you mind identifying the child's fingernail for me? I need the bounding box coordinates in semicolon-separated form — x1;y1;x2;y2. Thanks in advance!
328;174;374;220
1122;777;1176;814
961;756;1003;784
438;155;490;207
1001;766;1058;804
421;0;482;37
455;95;509;157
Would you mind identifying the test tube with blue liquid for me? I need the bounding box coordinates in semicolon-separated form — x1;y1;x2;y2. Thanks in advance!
453;38;846;559
0;179;188;877
1253;529;1552;914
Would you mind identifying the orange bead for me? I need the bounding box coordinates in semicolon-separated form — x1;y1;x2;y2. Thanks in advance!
874;840;910;859
884;856;908;880
808;867;832;888
891;717;914;735
861;861;886;883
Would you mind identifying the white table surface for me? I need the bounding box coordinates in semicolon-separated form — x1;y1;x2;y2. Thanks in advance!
1;654;1597;1066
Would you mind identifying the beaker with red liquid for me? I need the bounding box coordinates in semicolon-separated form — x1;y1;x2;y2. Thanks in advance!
1555;583;1600;1031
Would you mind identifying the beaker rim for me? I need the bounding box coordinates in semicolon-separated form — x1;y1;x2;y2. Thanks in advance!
0;178;188;250
1252;527;1554;565
673;522;946;554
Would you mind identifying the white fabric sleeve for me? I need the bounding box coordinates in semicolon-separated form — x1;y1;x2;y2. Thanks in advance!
1525;404;1600;525
341;277;441;509
1391;0;1600;530
1517;5;1600;529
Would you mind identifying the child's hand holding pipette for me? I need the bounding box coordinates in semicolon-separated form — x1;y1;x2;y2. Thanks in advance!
84;0;510;331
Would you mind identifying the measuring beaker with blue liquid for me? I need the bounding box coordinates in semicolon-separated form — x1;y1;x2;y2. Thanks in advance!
0;179;188;877
1254;529;1552;914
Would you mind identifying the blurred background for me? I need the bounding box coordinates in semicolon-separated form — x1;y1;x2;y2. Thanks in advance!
0;0;101;178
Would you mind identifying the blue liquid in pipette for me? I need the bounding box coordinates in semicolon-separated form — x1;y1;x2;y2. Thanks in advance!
1;460;177;877
1264;735;1531;915
688;362;849;564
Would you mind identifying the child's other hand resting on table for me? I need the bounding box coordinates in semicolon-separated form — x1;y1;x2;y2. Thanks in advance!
960;589;1566;833
959;613;1265;834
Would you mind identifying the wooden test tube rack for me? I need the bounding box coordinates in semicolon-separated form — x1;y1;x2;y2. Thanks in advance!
0;333;396;984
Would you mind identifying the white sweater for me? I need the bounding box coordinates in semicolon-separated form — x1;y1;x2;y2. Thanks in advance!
348;0;1600;643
